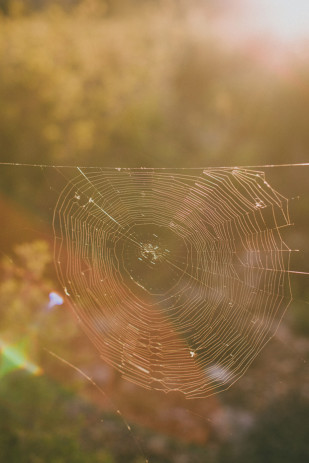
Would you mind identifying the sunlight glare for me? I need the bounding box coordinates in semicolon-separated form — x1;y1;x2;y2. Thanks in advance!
247;0;309;43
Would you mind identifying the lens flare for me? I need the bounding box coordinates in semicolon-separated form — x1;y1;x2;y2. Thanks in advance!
0;338;42;377
48;292;64;309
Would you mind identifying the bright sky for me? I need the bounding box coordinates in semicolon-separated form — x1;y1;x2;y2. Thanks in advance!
247;0;309;43
207;0;309;66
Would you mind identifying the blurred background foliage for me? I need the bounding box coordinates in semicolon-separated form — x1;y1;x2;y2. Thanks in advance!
0;0;309;462
0;0;308;171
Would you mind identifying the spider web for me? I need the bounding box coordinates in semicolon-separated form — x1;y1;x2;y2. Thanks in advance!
53;167;292;399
